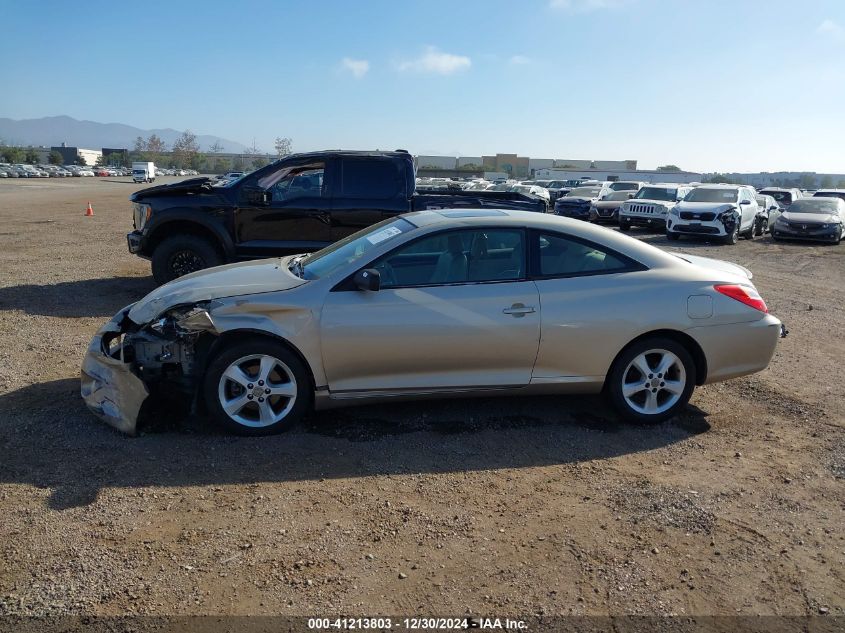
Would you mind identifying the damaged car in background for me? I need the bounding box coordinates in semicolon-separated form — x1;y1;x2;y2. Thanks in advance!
83;209;785;437
667;185;760;244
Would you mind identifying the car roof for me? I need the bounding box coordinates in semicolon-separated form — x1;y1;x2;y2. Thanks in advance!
815;189;845;193
400;209;681;269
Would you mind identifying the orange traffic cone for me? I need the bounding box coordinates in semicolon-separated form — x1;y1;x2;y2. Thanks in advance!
85;202;94;217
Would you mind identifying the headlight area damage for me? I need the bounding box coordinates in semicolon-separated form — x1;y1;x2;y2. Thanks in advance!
80;303;218;435
719;208;739;234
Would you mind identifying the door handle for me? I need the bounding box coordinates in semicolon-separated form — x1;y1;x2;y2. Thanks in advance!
503;303;536;317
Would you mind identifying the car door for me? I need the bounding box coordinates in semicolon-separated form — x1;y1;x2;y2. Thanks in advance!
529;230;651;380
738;187;757;231
329;156;409;242
234;159;333;257
320;227;541;393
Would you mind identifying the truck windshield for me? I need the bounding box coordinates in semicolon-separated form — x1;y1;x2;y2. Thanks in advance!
635;187;677;201
299;217;415;280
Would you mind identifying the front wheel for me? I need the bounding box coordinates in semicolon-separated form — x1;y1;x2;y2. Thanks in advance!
607;337;696;424
151;235;223;284
753;216;767;237
666;232;680;241
619;223;631;232
722;223;739;245
203;337;311;436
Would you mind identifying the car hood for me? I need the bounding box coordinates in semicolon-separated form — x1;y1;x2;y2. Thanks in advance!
779;211;839;224
558;196;593;203
129;177;215;201
594;199;626;209
676;201;736;213
674;253;752;279
128;258;306;323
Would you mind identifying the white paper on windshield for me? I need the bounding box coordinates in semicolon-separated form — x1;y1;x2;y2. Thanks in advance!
366;226;403;245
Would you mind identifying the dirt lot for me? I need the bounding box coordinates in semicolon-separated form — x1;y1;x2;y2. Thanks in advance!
0;177;842;620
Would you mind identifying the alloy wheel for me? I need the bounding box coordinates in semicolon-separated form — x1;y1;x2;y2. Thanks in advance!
620;349;687;415
217;354;298;427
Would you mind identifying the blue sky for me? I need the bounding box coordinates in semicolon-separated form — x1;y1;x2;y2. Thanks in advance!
2;0;845;173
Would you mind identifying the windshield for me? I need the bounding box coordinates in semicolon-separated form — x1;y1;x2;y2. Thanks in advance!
566;187;600;197
635;186;677;201
787;199;843;214
511;185;532;194
610;182;639;191
684;188;738;203
605;191;632;201
813;191;845;201
760;190;793;204
299;217;415;279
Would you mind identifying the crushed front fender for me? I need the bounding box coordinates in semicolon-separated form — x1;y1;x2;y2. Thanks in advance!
80;319;149;436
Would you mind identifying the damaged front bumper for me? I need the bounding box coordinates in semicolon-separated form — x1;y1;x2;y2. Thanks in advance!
80;308;149;436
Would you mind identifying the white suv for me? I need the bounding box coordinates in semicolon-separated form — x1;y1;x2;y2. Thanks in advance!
667;185;759;244
619;184;693;232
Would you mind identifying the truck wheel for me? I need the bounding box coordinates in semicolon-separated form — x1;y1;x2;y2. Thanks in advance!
151;235;223;284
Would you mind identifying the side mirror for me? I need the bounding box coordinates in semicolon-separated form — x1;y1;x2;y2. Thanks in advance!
353;268;381;291
627;193;635;199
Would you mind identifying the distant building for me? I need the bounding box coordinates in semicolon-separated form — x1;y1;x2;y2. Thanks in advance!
416;155;457;170
51;144;102;166
535;167;702;184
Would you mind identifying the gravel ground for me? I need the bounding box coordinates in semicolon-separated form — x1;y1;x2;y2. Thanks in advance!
0;177;842;620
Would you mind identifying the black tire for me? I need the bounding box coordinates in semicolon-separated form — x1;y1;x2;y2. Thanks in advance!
203;336;311;436
607;337;696;425
666;232;680;241
151;235;223;285
753;217;767;237
619;223;631;232
722;223;739;245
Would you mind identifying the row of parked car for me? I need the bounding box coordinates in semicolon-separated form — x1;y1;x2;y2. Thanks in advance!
421;176;845;246
0;163;204;179
550;181;845;245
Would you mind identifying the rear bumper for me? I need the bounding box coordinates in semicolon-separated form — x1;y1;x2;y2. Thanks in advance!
686;314;782;384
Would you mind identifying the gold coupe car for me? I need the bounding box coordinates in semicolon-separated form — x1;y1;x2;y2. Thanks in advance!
82;209;784;435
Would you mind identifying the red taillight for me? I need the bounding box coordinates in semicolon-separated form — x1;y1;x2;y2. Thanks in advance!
714;284;768;313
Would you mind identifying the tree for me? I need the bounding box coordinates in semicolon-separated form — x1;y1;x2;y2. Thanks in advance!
252;157;268;169
213;157;231;174
172;129;200;168
208;140;224;154
76;154;87;166
190;152;207;171
133;136;147;153
1;146;24;163
819;175;834;188
23;148;39;164
797;173;817;190
657;165;682;172
704;173;737;184
274;136;292;157
244;138;262;156
48;150;64;165
837;179;845;189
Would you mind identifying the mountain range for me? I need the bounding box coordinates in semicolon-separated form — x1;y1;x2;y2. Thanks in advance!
0;115;249;153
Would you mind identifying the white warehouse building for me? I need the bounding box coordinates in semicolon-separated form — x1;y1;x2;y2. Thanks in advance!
535;168;703;184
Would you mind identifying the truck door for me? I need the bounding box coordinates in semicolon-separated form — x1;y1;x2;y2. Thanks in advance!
329;156;408;241
234;159;333;257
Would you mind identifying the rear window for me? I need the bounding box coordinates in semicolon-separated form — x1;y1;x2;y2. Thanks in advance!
340;158;404;199
761;190;793;204
813;191;845;201
789;198;843;214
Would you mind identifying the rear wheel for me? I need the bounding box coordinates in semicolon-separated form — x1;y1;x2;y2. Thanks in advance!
753;216;767;237
203;337;311;436
151;235;223;284
607;337;696;424
666;232;680;241
619;222;631;232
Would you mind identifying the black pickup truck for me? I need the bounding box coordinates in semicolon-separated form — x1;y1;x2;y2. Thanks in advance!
127;150;546;283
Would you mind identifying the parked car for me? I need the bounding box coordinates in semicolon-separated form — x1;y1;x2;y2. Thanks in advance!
553;184;613;221
812;189;845;202
770;197;845;244
758;187;802;209
753;194;782;235
127;150;548;284
82;208;784;436
590;190;636;224
619;185;694;232
510;184;551;209
667;185;760;244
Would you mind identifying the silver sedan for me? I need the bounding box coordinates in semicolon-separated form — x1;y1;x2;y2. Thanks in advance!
81;210;784;435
